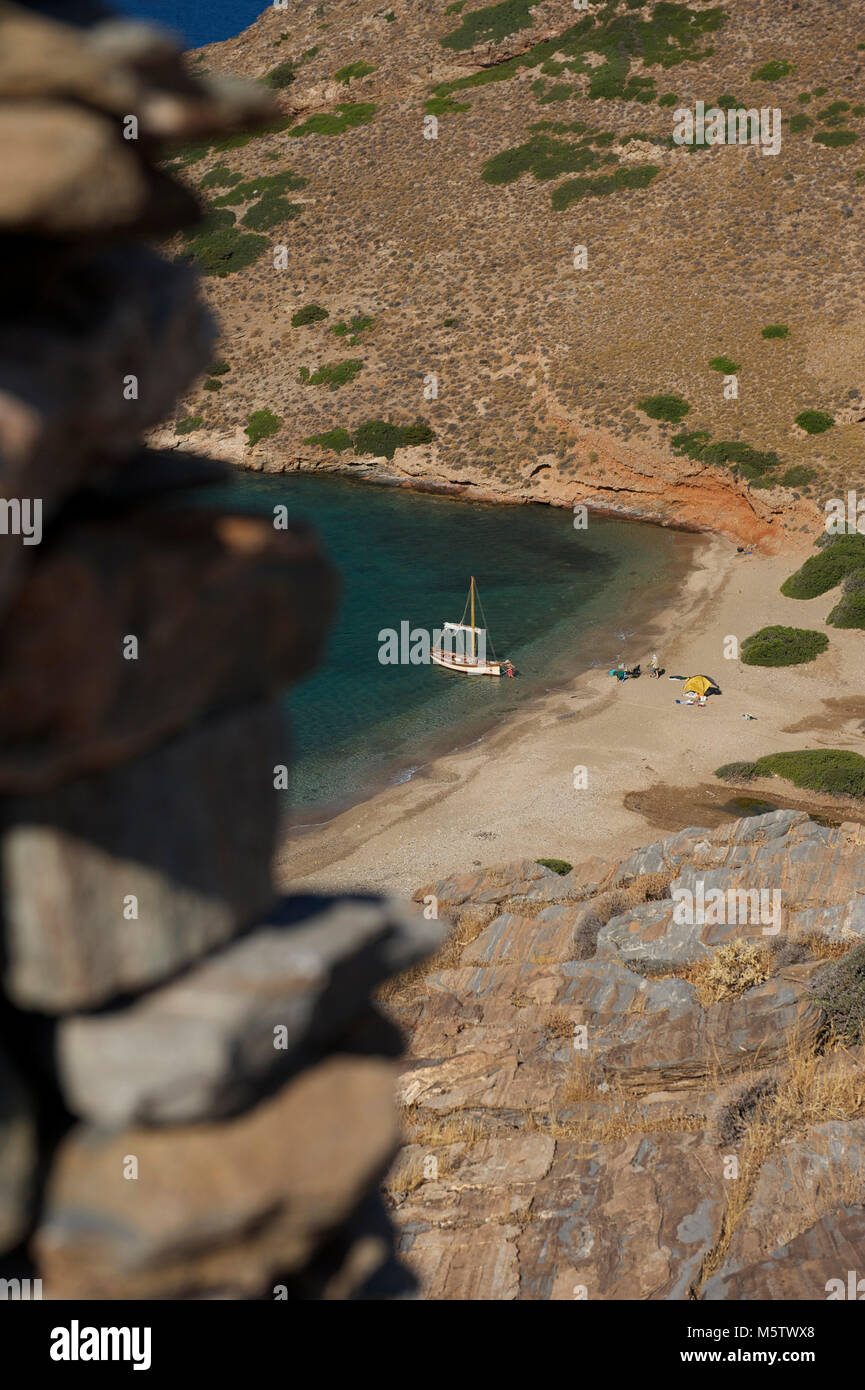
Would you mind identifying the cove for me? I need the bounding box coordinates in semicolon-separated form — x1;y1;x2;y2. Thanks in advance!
193;470;703;818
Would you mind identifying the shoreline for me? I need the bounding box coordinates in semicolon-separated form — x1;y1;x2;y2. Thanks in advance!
284;517;702;832
276;530;864;899
149;423;820;555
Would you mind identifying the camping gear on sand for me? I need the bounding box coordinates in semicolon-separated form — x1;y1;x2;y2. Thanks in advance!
682;675;715;697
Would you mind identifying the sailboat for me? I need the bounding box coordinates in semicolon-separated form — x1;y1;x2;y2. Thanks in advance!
431;576;513;677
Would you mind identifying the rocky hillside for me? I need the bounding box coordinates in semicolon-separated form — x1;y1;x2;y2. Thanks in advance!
158;0;864;544
384;809;865;1299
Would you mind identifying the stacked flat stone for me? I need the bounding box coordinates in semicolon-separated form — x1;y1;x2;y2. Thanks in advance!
0;1;439;1299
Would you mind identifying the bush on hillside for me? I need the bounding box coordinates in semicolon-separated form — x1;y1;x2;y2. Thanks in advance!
724;750;865;799
781;534;865;597
245;409;283;446
827;590;865;629
715;761;759;782
637;393;691;423
740;625;829;666
811;944;865;1042
292;303;329;326
795;409;835;434
537;858;572;876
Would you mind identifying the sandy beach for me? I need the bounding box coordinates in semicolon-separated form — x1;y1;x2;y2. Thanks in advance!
277;531;865;898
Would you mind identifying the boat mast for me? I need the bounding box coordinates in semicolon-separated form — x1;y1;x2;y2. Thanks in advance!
470;576;476;661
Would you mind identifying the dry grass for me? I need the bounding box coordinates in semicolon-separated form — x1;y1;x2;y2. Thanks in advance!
546;1008;577;1039
377;907;490;1003
798;930;858;963
687;940;773;1007
692;1030;865;1294
561;1052;602;1104
528;1100;705;1147
398;1104;486;1150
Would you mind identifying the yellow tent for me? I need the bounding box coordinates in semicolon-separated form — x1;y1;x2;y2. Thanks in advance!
683;675;714;697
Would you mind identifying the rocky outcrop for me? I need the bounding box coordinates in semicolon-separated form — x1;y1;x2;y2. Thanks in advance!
0;1;439;1301
387;809;865;1299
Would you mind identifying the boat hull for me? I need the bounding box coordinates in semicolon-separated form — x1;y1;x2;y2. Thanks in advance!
431;649;506;677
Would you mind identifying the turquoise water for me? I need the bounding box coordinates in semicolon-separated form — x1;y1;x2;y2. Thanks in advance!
193;471;698;816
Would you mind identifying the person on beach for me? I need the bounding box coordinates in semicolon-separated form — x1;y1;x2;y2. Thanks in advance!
649;652;659;678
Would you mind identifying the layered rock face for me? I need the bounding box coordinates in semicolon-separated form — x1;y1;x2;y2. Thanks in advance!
0;2;439;1299
389;810;865;1299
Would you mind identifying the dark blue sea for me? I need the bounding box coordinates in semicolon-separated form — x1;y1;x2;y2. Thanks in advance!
113;0;265;47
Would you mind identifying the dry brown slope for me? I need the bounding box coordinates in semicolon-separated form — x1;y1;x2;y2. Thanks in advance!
160;0;865;547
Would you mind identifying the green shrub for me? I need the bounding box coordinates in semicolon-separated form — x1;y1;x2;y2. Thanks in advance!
401;420;436;446
538;83;576;104
331;314;374;338
814;129;859;147
482;133;600;185
263;61;297;89
816;100;851;122
827;591;865;629
751;60;793;82
245;409;283;446
202;378;221;391
740;625;829;666
537;858;572;876
811;945;865;1042
425;95;471;115
434;2;723;104
242;192;304;230
781;535;865;598
671;431;780;478
288;103;376;136
292;303;329;326
175;416;203;434
795;409;835;434
552;163;660;208
440;0;535;52
354;420;405;459
303;427;354;453
709;354;740;373
779;466;816;487
761;323;789;339
658;92;679;107
789;113;811;133
304;358;364;389
200;163;243;189
725;750;865;799
207;360;231;375
637;392;690;423
212;171;308;206
336;60;376;83
304;419;434;458
178;210;267;276
715;761;758;782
